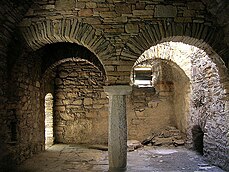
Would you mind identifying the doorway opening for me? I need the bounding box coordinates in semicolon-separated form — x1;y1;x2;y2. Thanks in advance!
45;93;54;149
192;125;204;155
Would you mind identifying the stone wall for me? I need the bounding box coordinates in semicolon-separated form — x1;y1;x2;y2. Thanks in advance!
172;65;190;134
0;1;32;169
6;53;44;164
189;49;229;169
0;0;228;171
53;59;180;143
19;0;229;85
127;61;191;141
54;60;108;144
130;42;229;170
127;86;175;141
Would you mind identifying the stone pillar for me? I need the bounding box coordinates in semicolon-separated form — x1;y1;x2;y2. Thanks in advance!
104;85;132;172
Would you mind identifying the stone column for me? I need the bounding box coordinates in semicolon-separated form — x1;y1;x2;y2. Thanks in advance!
104;85;132;172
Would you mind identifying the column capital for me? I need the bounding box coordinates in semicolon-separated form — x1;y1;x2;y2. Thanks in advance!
104;85;132;96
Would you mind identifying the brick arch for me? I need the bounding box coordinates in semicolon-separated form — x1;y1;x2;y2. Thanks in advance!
121;22;229;88
130;41;228;96
121;22;229;62
21;18;115;62
131;42;194;83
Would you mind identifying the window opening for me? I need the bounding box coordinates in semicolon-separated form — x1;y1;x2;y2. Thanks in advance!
133;67;152;87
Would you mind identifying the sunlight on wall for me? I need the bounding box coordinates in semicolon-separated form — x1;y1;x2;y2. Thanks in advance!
45;93;54;149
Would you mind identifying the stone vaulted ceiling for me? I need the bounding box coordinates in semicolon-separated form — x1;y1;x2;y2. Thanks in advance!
0;0;228;72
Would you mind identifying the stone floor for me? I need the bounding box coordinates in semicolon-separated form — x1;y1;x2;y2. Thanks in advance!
17;144;225;172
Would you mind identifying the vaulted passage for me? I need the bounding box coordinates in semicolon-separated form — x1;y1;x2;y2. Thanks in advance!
1;0;229;171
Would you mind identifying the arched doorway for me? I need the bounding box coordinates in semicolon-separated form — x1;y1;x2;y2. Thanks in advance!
128;41;228;165
45;93;54;149
40;43;108;146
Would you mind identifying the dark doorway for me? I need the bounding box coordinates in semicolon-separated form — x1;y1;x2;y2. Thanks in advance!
192;125;204;155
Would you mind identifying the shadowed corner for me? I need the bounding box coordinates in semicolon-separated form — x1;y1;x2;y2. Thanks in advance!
0;140;17;172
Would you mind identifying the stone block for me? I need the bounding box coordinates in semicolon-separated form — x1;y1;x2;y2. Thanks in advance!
79;9;93;17
115;16;128;23
126;0;137;3
55;78;63;85
100;12;118;18
105;65;115;72
84;98;93;105
93;104;104;109
131;119;142;125
135;110;145;117
45;5;55;10
56;93;65;99
86;2;97;8
115;3;132;14
145;5;155;10
136;3;145;10
55;106;66;111
75;2;86;9
133;10;154;16
96;99;108;104
73;100;82;105
154;5;177;17
125;23;139;33
66;93;77;98
36;82;41;89
55;0;75;10
59;71;68;78
86;111;97;118
148;101;158;108
63;99;71;105
174;17;192;23
187;2;205;10
99;110;108;117
100;92;107;99
117;65;133;72
105;28;124;33
84;18;101;24
183;9;195;17
60;113;74;121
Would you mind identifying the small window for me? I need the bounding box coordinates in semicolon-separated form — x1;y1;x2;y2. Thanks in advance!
133;67;152;87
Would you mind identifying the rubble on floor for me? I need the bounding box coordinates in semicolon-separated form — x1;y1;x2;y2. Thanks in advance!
86;126;185;152
128;126;186;152
127;140;143;152
142;126;185;147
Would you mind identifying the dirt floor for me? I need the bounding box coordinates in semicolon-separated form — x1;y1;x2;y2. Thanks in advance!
16;144;225;172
